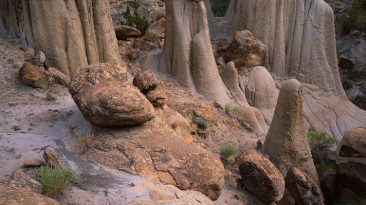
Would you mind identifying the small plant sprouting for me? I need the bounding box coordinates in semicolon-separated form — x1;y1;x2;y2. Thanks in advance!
220;143;236;158
36;166;76;196
143;31;159;43
194;117;209;129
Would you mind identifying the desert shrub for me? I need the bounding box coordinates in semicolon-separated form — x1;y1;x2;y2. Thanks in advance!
225;102;240;115
308;131;336;165
308;131;336;153
336;0;366;34
220;143;236;158
123;0;149;35
194;117;209;129
37;166;76;196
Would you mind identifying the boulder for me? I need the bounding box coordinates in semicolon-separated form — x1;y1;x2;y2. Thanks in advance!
19;62;49;88
32;50;46;66
47;67;70;86
44;146;64;168
133;69;158;93
262;79;318;181
115;25;141;40
23;47;35;61
146;85;167;108
218;30;268;68
237;150;285;203
0;184;60;205
319;170;337;205
286;168;325;205
337;157;366;197
69;63;155;127
338;127;366;157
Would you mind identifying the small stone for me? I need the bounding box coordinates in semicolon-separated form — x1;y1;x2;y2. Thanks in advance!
133;69;158;93
43;147;63;168
23;158;43;167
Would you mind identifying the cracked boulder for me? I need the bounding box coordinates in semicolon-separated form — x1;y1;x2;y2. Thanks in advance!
237;150;285;204
218;30;268;68
86;107;225;200
69;63;155;127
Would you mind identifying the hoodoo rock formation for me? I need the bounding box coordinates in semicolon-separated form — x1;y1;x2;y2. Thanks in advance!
0;0;121;76
158;0;230;105
263;79;318;181
204;0;366;141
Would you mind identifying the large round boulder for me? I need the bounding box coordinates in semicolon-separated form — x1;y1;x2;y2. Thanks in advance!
218;30;268;68
19;62;50;88
338;127;366;157
69;63;155;127
237;150;285;203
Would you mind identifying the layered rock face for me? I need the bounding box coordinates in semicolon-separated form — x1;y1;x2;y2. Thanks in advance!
0;0;120;76
204;0;366;141
263;80;318;181
145;0;231;105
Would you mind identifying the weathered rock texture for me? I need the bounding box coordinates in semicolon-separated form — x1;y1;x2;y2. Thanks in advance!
19;62;49;88
86;106;225;200
0;0;121;76
69;63;155;127
204;0;366;141
237;150;285;204
338;127;366;157
218;30;268;68
262;80;318;181
0;184;60;205
286;168;325;205
144;0;230;105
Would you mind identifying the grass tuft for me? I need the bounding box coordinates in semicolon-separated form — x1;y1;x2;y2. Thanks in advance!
220;143;236;158
37;166;76;196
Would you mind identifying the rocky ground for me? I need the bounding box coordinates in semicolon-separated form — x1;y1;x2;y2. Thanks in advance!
0;32;262;204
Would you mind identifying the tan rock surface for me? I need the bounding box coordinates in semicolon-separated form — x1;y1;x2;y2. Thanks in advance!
263;79;318;181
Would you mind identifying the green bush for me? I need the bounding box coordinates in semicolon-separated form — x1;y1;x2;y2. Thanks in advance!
37;166;76;196
308;131;336;153
336;0;366;34
225;102;240;115
308;131;336;165
123;0;149;35
220;143;236;158
194;117;209;129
